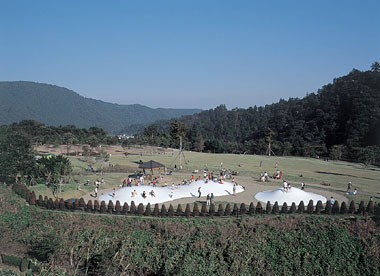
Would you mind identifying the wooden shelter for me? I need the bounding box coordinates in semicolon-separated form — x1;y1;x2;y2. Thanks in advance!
138;160;165;180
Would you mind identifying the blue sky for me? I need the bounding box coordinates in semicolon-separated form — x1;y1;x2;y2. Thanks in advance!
0;1;379;109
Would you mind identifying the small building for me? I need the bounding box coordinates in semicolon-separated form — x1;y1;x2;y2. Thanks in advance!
138;160;165;180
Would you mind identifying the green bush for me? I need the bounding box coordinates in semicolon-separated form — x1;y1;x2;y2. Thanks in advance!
145;203;151;216
281;202;288;214
290;202;297;213
256;202;263;214
340;202;348;214
2;254;22;267
307;200;314;214
130;201;136;214
209;204;215;216
349;201;356;214
272;202;279;215
176;204;183;216
248;202;255;215
161;204;167;217
137;203;144;216
266;201;272;213
217;204;224;216
193;203;199;217
298;201;305;213
332;201;340;215
239;203;247;215
100;201;106;213
224;203;231;216
122;202;129;214
108;200;114;214
200;203;208;216
316;201;323;214
185;204;191;218
168;204;174;217
153;204;160;216
20;258;29;272
86;200;93;212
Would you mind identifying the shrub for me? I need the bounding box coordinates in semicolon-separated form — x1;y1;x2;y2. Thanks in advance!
209;204;215;216
349;201;356;214
232;204;239;216
281;202;288;214
290;202;296;214
108;200;114;214
272;202;279;215
239;203;247;215
94;200;100;212
200;203;208;216
20;258;29;272
74;199;79;210
54;198;59;209
153;204;160;216
193;203;200;217
185;204;191;218
44;196;48;208
316;201;323;214
122;202;129;214
29;191;36;205
340;202;348;214
161;204;167;217
366;201;374;215
59;198;65;210
266;201;272;214
224;204;231;216
137;203;144;216
2;254;22;267
79;198;86;211
86;200;93;212
325;201;332;215
47;198;54;209
145;203;151;216
67;199;73;210
176;204;183;216
248;202;255;215
130;201;136;215
100;201;107;213
256;202;263;214
307;200;314;214
37;195;44;207
358;201;365;215
332;201;340;215
115;201;121;214
217;204;224;216
298;201;305;213
168;204;174;217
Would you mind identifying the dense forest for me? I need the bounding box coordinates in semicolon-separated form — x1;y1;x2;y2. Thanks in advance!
132;65;380;164
0;81;201;134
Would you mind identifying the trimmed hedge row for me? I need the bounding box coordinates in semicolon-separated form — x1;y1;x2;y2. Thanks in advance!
1;254;40;273
12;182;378;218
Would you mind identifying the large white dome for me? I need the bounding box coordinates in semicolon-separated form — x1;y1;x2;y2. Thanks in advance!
254;187;326;205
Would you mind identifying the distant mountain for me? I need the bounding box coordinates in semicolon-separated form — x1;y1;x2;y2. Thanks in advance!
0;81;201;133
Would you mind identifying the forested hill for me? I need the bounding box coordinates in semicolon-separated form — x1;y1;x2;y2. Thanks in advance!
0;81;201;134
134;68;380;163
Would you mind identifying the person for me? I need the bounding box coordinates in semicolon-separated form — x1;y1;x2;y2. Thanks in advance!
112;188;116;198
210;193;214;204
142;191;147;199
198;187;201;198
220;162;223;167
283;180;288;192
301;182;305;190
164;181;168;187
139;175;144;185
150;190;155;197
232;177;235;184
206;194;211;206
264;172;269;182
347;181;352;193
330;196;335;204
123;179;127;187
152;180;156;187
84;180;89;186
132;189;137;197
94;187;98;198
101;178;104;184
353;188;357;195
233;183;236;195
77;185;81;191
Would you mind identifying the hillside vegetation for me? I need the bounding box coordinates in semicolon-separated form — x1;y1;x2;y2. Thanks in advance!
133;68;380;164
0;81;201;134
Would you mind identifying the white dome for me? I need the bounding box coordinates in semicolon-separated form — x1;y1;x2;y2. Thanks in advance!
254;187;326;206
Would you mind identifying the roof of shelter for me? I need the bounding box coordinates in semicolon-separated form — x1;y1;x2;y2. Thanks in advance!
138;160;165;169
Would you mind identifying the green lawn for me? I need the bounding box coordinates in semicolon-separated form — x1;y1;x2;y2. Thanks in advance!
29;147;380;205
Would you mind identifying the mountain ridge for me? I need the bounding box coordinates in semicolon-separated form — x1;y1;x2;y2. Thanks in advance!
0;81;202;134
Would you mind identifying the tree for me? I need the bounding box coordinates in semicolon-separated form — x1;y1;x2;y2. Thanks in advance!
0;127;37;184
371;61;380;72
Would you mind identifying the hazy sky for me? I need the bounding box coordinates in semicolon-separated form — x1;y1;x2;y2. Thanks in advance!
0;1;379;109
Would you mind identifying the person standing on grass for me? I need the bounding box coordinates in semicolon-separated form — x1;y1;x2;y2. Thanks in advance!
347;181;352;193
198;187;201;198
206;194;211;205
94;187;98;198
210;193;214;204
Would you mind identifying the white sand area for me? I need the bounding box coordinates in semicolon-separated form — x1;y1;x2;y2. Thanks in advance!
99;180;244;205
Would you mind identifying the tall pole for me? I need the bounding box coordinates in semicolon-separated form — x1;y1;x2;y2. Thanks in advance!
179;136;182;169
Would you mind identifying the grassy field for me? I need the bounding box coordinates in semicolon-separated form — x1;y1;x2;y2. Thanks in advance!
30;145;380;205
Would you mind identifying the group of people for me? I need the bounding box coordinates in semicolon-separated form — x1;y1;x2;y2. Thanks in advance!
261;170;283;182
131;189;156;199
346;182;358;195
